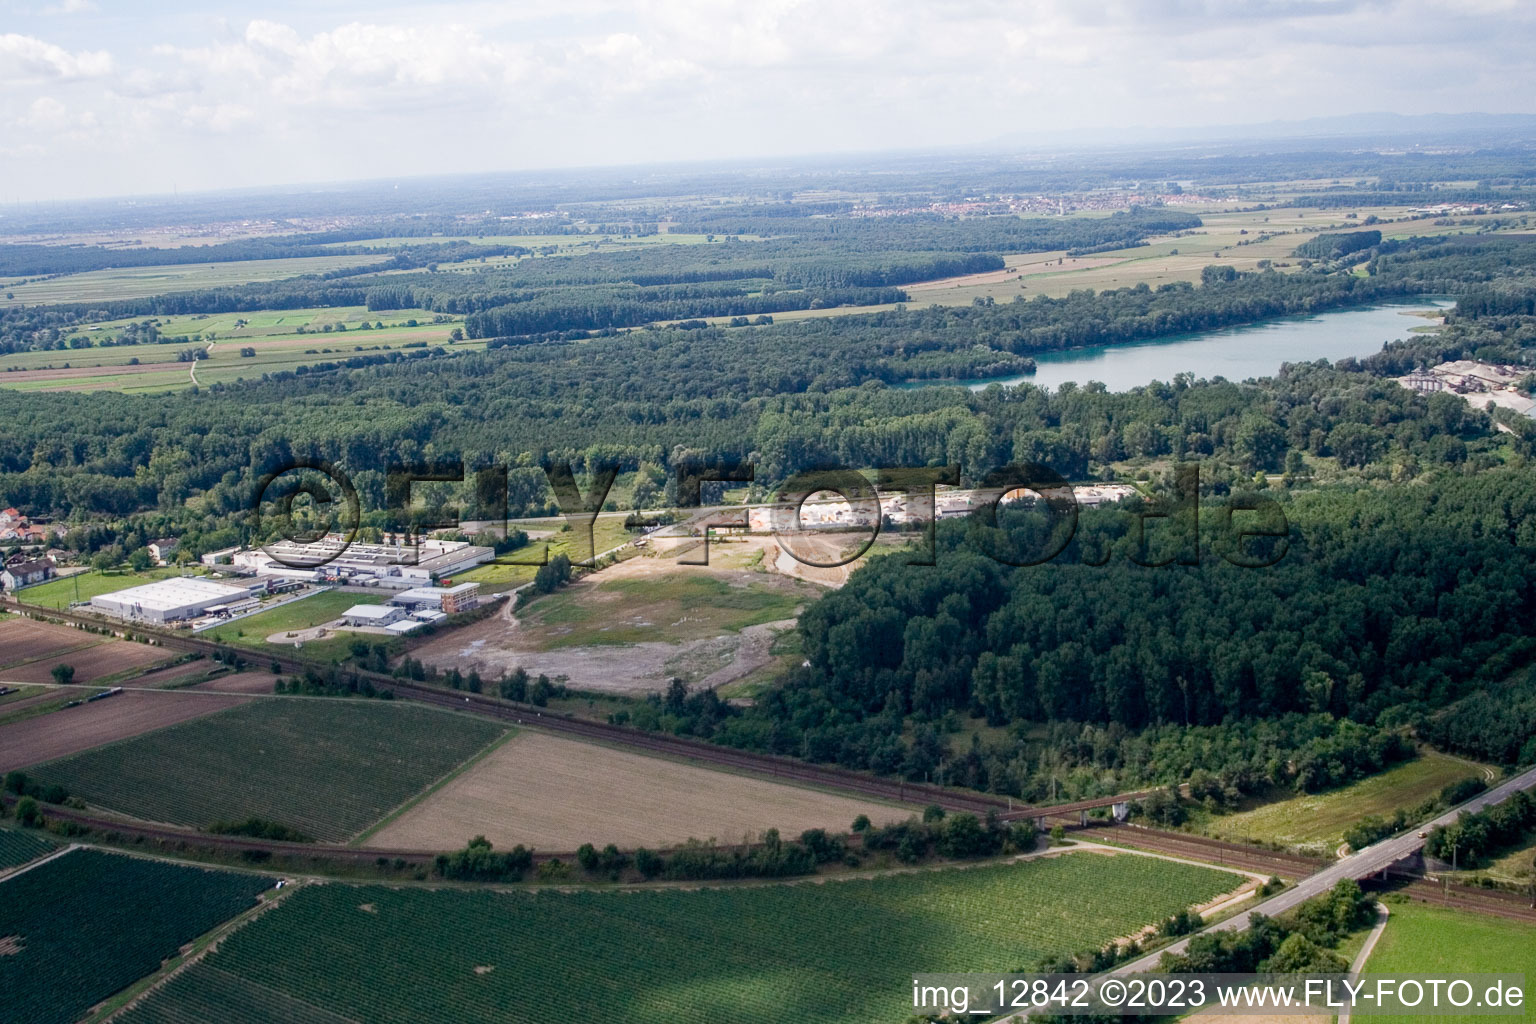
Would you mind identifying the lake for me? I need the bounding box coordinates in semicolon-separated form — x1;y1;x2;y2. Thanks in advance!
914;299;1453;393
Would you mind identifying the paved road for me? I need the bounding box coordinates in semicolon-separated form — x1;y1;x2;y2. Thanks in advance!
1111;763;1536;976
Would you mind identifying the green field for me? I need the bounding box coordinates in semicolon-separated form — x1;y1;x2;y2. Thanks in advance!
18;567;188;610
1365;900;1536;1024
457;516;636;590
519;572;810;649
200;589;385;662
0;848;271;1024
0;304;471;394
1202;752;1488;853
0;254;388;308
118;852;1239;1024
29;699;505;841
0;826;55;869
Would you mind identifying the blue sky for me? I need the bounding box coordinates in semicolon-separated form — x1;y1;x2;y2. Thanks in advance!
1;0;1533;202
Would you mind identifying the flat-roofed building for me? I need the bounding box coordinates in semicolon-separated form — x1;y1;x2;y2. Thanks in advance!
230;536;492;586
91;577;255;624
342;604;406;628
388;582;481;614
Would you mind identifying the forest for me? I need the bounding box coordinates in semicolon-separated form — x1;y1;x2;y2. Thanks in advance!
1;233;1533;542
625;468;1536;803
0;207;1194;347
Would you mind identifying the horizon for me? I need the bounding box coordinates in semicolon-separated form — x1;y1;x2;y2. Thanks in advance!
3;0;1535;204
2;108;1534;212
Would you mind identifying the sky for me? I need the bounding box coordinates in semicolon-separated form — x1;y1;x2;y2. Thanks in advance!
1;0;1533;202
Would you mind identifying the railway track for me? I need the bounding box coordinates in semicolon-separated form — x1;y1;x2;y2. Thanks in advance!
0;600;1336;881
1086;822;1326;876
11;599;1153;820
1378;877;1536;924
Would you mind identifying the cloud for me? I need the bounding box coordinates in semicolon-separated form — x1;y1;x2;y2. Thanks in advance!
0;32;111;83
167;20;530;110
41;0;100;14
0;1;1534;201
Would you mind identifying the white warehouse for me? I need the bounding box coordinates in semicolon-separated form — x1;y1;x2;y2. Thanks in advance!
91;577;257;624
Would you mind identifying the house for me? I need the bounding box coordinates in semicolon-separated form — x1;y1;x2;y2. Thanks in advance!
148;539;181;566
4;552;29;567
1;558;54;591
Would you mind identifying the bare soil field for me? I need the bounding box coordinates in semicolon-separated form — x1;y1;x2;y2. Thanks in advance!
191;671;279;694
1;361;185;385
365;730;920;852
0;689;250;772
409;554;819;695
131;660;220;688
0;618;104;668
0;641;174;684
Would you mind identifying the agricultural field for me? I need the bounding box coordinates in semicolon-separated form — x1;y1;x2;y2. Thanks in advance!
0;253;388;307
0;826;55;870
191;670;285;694
118;851;1241;1024
0;304;470;394
17;567;195;610
0;615;103;668
0;683;44;708
756;203;1532;320
130;658;229;689
0;637;175;685
1364;901;1536;1024
0;848;271;1024
28;699;505;841
363;729;916;851
199;590;387;663
1201;752;1488;854
0;689;249;773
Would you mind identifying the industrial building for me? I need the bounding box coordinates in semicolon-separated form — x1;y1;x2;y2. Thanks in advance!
341;604;407;628
91;577;262;624
388;582;482;615
229;535;492;587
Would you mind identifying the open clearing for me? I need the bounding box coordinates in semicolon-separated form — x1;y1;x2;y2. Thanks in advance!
119;853;1240;1024
365;730;919;851
1364;901;1536;1024
29;698;505;841
411;558;817;694
1202;752;1488;853
0;689;249;772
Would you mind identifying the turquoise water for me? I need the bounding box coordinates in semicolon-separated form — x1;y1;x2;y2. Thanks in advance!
913;299;1452;393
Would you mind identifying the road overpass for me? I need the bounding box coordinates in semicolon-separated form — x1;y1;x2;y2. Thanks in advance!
1109;762;1536;977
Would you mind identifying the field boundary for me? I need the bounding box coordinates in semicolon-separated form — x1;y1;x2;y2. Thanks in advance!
91;875;303;1024
350;725;518;846
0;636;106;672
0;841;77;883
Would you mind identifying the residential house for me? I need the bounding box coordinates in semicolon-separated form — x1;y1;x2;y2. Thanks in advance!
1;558;54;591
